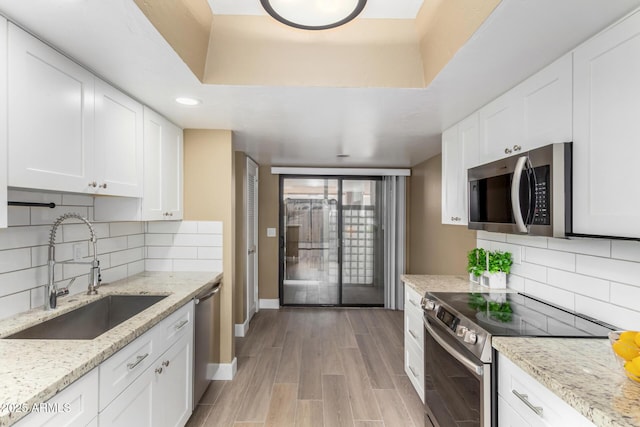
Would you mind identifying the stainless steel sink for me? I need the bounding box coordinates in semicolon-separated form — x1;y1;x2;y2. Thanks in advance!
5;295;168;340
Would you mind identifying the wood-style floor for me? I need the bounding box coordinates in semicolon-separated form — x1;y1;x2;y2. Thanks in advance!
186;308;424;427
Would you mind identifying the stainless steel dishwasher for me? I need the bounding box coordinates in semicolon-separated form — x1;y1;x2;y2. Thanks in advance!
193;281;221;408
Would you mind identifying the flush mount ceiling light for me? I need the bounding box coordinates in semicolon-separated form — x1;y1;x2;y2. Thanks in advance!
175;97;202;106
260;0;367;30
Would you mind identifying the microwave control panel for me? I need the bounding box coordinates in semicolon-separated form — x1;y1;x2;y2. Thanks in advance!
532;166;550;225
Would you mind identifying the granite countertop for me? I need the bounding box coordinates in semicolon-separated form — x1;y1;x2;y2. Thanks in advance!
0;271;222;427
493;337;640;427
401;274;516;295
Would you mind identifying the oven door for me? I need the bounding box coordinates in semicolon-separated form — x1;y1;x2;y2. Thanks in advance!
423;316;491;427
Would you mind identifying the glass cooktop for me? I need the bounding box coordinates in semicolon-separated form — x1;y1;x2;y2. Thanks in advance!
427;291;615;338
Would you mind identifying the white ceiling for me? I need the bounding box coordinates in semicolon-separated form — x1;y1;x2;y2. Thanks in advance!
0;0;639;167
208;0;425;19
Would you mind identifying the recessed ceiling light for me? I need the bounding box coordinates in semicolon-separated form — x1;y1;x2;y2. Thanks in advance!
260;0;367;31
175;97;201;106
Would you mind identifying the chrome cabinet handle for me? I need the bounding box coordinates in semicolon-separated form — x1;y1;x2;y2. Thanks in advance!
513;145;522;152
408;366;419;378
162;360;170;367
127;353;149;370
504;148;513;154
512;389;543;416
99;183;107;189
408;329;419;340
409;299;418;307
155;367;163;374
89;181;97;188
175;319;189;330
451;216;461;221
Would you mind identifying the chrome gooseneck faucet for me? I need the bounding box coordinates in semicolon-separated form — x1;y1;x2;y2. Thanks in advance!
46;213;101;310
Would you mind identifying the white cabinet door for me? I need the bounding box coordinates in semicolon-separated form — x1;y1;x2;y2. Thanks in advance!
0;17;7;229
94;79;143;197
519;54;572;150
14;369;98;427
155;334;193;427
99;363;158;427
162;120;183;220
442;123;469;226
573;10;640;238
142;107;183;221
478;89;520;164
7;23;95;193
498;395;530;427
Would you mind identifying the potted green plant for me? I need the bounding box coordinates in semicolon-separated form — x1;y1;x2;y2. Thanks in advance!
482;250;513;289
466;248;487;283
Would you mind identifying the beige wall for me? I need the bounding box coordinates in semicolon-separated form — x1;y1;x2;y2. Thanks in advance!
133;0;211;81
183;129;235;364
234;151;247;324
407;154;476;274
258;166;280;300
416;0;500;86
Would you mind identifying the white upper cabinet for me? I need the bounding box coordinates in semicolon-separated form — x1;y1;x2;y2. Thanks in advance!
442;113;478;226
94;79;143;197
7;24;143;197
573;9;640;238
142;107;183;221
478;53;572;165
0;17;7;229
7;23;95;193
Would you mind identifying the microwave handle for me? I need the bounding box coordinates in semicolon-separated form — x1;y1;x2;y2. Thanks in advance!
511;156;529;233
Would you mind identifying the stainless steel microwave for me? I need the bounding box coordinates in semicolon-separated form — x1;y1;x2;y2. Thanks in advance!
467;143;572;237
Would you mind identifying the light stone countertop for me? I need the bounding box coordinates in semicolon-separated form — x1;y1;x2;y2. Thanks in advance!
494;337;640;427
0;271;222;427
401;274;516;295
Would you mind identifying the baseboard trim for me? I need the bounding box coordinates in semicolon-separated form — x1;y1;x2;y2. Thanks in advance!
234;318;250;337
207;357;237;381
259;299;280;309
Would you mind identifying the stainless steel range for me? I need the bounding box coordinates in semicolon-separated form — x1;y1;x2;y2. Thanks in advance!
421;291;614;427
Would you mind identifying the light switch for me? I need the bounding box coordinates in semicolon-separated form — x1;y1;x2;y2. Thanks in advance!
267;227;276;237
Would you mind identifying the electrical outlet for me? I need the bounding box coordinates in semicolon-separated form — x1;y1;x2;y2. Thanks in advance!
267;227;276;237
73;243;83;261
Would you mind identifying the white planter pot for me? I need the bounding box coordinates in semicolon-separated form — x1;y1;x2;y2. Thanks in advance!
469;273;481;284
482;271;507;289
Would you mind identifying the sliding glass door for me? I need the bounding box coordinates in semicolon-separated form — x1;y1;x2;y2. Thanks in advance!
280;176;384;306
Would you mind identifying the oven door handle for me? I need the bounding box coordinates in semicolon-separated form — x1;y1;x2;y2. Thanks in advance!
424;317;484;377
511;155;529;233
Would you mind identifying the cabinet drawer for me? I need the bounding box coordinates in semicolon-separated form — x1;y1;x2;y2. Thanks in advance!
405;307;424;351
99;328;157;411
15;368;98;427
498;353;594;427
156;301;194;355
404;336;424;403
405;286;423;317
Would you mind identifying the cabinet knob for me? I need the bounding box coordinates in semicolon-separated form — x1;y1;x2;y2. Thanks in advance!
451;216;461;222
162;360;170;367
513;145;522;152
89;181;97;188
155;367;163;374
99;183;107;189
169;213;173;217
504;148;513;154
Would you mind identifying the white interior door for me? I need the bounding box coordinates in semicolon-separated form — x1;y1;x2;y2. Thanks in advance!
247;158;259;320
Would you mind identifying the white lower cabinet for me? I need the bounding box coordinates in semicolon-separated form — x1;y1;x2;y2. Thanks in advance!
498;353;594;427
13;369;99;427
404;286;424;402
0;16;7;229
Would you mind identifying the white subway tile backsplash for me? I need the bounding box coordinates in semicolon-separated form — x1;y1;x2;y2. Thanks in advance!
506;234;548;249
546;268;610;301
145;259;173;272
510;262;547;283
575;295;640;330
147;221;198;234
490;241;522;264
31;206;90;226
197;221;223;234
0;225;57;250
173;234;222;247
128;260;145;276
0;291;31;321
610;282;640;312
97;236;128;254
524;247;575;272
611;240;640;263
524;279;575;310
61;194;94;206
111;248;144;267
547;237;611;257
127;234;145;249
0;248;31;274
477;231;507;242
0;266;49;298
30;286;44;309
576;255;640;286
7;190;62;205
147;247;198;260
198;247;223;260
110;222;145;237
477;240;492;250
63;223;110;242
62;254;110;279
32;242;88;267
145;234;174;246
8;207;30;226
101;265;129;284
507;274;525;292
173;259;222;272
